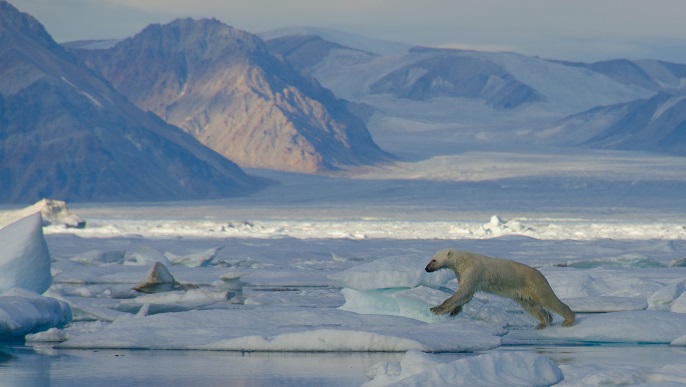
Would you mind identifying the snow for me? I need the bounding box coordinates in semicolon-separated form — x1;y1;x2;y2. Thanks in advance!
0;212;53;294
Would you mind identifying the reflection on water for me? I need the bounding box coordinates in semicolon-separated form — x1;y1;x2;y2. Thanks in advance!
0;344;403;386
2;343;686;386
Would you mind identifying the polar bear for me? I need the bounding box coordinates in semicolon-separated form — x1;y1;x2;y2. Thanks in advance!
425;249;575;329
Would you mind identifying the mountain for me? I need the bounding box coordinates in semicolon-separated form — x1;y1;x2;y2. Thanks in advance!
72;18;392;173
562;59;686;93
549;93;686;154
263;30;686;157
0;1;260;203
265;34;354;71
368;48;543;109
260;27;411;56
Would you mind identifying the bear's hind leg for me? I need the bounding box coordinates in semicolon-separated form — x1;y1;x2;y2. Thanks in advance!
539;293;576;327
516;299;553;329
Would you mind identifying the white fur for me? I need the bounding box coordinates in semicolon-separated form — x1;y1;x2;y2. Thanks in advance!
425;249;575;328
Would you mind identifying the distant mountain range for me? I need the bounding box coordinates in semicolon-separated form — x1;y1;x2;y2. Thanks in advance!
3;0;686;204
0;1;259;203
264;28;686;156
72;18;392;173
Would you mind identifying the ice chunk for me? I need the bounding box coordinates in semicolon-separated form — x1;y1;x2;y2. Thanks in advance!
477;215;534;236
328;256;454;291
115;289;232;314
339;286;452;323
71;250;126;265
25;327;69;342
0;212;52;294
670;292;686;313
131;262;198;293
364;350;563;386
671;335;686;346
164;246;222;267
215;270;247;291
0;288;72;339
0;199;85;228
124;246;171;266
648;279;685;310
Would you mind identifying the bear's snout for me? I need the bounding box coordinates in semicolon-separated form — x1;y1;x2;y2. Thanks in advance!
425;262;437;272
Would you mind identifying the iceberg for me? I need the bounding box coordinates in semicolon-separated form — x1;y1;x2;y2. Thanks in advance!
0;288;72;339
0;212;52;294
0;199;85;229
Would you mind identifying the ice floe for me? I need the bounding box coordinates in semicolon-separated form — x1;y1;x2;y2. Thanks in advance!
0;212;52;294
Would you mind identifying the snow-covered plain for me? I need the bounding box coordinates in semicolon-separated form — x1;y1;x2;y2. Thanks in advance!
2;149;686;385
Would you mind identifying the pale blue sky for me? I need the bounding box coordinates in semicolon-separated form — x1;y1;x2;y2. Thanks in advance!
15;0;686;63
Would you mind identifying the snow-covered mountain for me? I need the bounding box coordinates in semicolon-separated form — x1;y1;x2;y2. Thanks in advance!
264;29;686;156
0;1;260;203
367;47;543;109
548;93;686;154
73;18;393;173
565;59;686;93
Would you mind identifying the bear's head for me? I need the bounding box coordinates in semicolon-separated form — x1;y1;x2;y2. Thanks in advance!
425;249;454;272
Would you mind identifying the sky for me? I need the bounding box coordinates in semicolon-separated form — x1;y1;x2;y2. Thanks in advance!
14;0;686;63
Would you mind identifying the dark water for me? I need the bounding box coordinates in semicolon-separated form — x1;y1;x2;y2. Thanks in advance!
2;343;686;386
0;344;405;387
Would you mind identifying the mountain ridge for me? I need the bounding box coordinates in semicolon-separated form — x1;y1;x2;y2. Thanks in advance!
73;18;393;173
263;29;686;156
0;1;260;203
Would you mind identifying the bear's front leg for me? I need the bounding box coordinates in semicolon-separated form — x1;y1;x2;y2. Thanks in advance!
430;285;474;316
430;303;462;316
430;305;449;315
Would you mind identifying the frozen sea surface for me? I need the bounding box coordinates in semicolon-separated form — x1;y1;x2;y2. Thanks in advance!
2;153;686;385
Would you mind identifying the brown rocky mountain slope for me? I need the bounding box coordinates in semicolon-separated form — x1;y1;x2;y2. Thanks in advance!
0;2;260;203
74;18;393;173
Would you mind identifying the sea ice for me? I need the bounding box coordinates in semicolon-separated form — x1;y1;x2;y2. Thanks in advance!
0;288;72;339
58;307;505;352
114;289;232;314
507;310;686;344
0;212;52;294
